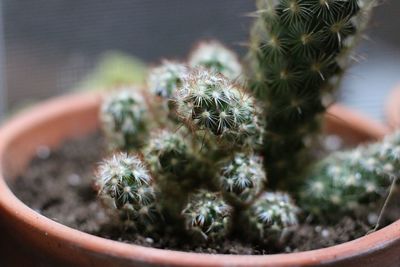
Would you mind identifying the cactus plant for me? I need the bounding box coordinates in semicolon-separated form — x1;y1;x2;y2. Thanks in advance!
148;60;188;99
100;89;149;151
95;54;298;244
142;129;205;218
91;1;389;249
243;191;299;241
144;129;192;176
182;191;232;240
182;190;233;241
143;128;214;187
95;153;160;228
219;152;266;205
189;40;243;81
174;68;263;149
247;0;377;186
299;131;400;219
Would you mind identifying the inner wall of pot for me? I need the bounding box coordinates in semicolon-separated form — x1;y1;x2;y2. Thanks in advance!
0;95;100;182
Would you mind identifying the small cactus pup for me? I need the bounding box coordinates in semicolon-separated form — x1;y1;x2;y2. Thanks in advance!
299;130;400;220
247;0;377;187
100;88;149;151
142;129;198;218
95;153;160;230
143;128;213;188
144;129;192;177
174;68;264;149
219;152;267;206
189;40;243;81
182;190;233;241
147;60;188;99
243;192;299;243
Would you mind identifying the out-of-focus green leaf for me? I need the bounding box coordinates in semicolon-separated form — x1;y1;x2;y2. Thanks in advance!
78;51;147;91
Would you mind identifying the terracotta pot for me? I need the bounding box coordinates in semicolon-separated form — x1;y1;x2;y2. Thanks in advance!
385;84;400;130
0;92;396;267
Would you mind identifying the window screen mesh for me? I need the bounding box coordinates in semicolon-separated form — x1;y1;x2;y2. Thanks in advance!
0;0;253;113
1;0;400;121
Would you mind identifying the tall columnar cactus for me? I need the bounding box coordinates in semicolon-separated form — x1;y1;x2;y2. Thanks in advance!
182;190;233;241
219;153;266;205
248;0;377;186
189;40;243;81
100;89;149;150
95;153;160;228
174;68;264;149
299;131;400;219
243;191;299;242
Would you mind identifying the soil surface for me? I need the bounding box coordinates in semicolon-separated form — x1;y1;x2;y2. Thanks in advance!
10;133;400;255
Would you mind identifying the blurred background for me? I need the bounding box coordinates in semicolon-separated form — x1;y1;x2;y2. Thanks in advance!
0;0;399;122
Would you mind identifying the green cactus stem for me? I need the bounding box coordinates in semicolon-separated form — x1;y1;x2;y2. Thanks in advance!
148;60;189;99
100;89;149;151
95;153;160;227
219;153;267;205
182;190;233;241
244;191;299;242
174;68;263;149
143;129;194;215
248;0;377;187
299;131;400;219
144;129;191;176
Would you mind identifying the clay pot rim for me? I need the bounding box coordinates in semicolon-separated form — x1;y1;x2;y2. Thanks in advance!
0;92;398;267
385;85;400;130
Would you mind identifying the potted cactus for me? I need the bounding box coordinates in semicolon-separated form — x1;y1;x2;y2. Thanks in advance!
1;0;399;266
95;63;297;244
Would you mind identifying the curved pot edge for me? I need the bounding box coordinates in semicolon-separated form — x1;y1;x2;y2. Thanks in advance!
325;104;390;143
385;85;400;130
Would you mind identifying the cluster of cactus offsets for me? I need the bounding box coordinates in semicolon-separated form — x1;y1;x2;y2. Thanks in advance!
95;4;392;246
189;40;243;81
299;131;400;219
248;0;377;186
100;89;149;151
95;40;301;243
96;153;159;228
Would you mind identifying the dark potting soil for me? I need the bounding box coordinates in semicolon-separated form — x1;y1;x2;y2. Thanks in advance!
10;133;400;255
